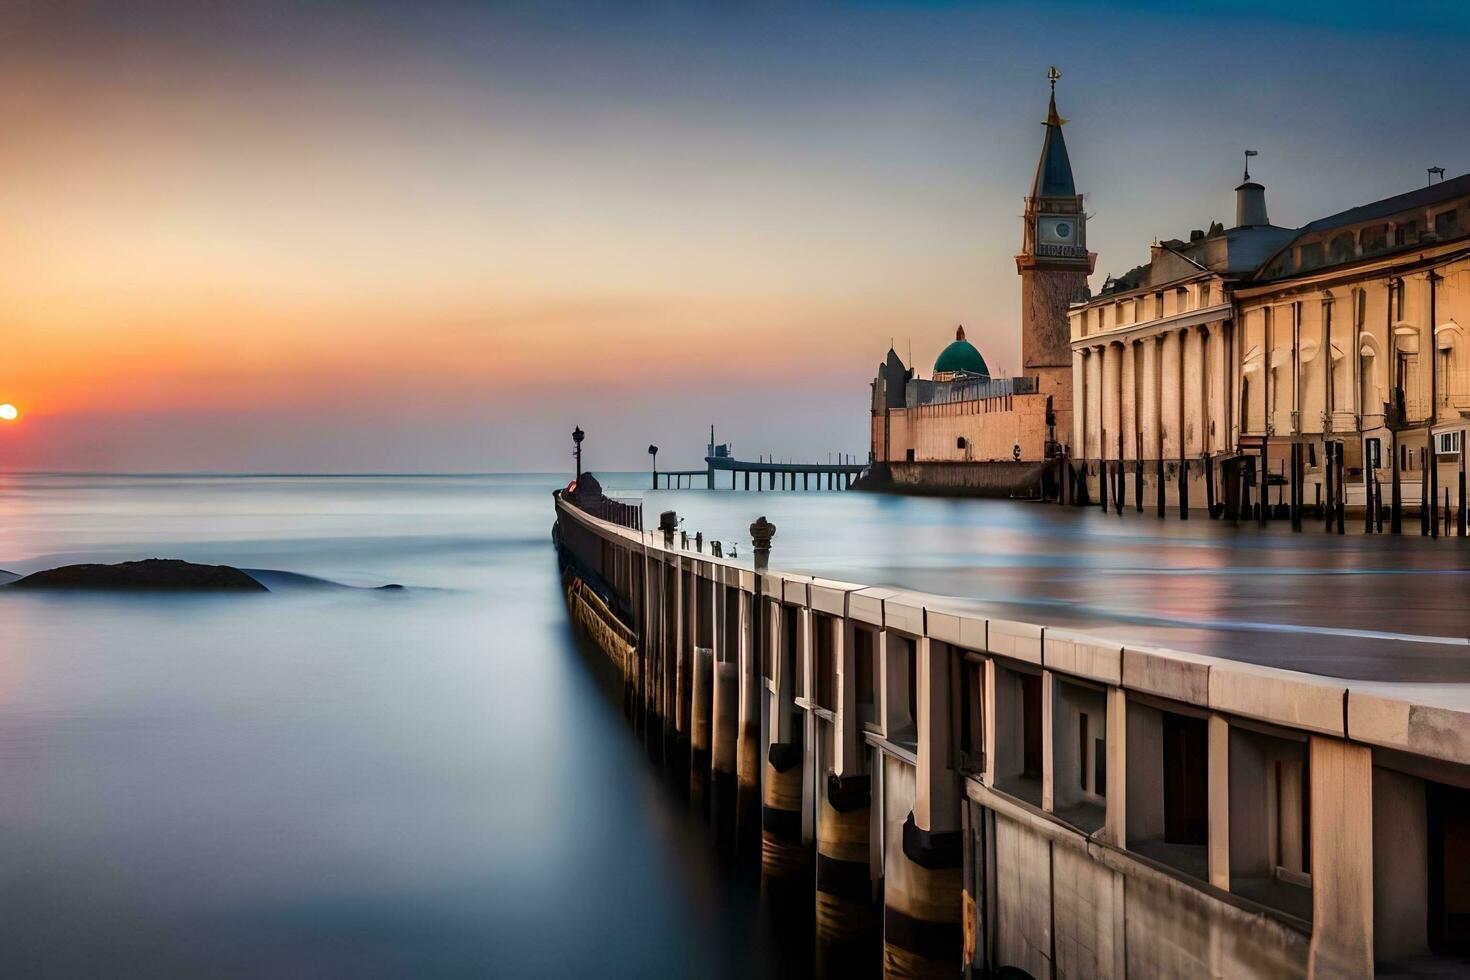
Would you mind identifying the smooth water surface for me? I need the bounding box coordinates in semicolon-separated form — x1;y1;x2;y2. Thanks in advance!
0;473;775;977
0;472;1465;977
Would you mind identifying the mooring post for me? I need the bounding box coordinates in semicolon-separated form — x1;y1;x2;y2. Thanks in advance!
1365;464;1375;534
1323;442;1334;532
1460;452;1467;537
1205;454;1216;518
1179;455;1189;520
1290;443;1302;532
1258;440;1268;527
1391;430;1402;533
1421;462;1430;536
734;519;773;855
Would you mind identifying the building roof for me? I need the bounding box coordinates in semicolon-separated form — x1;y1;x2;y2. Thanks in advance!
1294;171;1470;238
1029;92;1076;199
934;326;990;377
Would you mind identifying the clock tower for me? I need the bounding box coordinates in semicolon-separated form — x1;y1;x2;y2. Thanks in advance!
1015;67;1095;370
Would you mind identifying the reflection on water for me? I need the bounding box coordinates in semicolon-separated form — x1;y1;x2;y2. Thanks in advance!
0;471;1462;976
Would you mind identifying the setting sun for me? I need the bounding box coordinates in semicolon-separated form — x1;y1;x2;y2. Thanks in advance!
0;404;19;421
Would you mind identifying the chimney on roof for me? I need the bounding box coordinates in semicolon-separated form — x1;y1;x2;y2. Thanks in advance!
1235;149;1269;227
1235;180;1269;227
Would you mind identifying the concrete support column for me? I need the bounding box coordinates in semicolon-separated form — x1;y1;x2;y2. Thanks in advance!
666;562;684;762
764;597;807;882
884;639;963;978
1208;713;1230;891
819;624;876;972
1161;330;1183;462
1103;686;1127;847
690;582;713;804
915;637;959;834
740;520;774;854
710;581;739;838
1308;737;1375;979
834;621;861;778
1041;670;1055;812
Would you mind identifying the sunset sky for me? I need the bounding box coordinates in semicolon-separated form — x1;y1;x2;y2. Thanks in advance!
2;1;1469;472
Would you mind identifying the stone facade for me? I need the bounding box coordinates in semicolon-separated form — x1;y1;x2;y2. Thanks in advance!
1070;169;1470;518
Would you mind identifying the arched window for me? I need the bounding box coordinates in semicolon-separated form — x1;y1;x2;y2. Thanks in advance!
1438;321;1463;407
1359;335;1382;422
1329;233;1356;263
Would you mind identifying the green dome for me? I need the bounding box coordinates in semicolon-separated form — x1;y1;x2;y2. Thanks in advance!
934;326;989;377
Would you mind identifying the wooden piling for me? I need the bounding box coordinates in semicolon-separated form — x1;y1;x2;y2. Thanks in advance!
1179;456;1189;520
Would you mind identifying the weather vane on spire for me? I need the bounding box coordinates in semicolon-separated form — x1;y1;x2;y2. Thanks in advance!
1243;148;1258;182
1045;66;1066;126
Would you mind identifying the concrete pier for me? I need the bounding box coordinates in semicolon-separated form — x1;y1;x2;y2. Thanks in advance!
555;487;1470;978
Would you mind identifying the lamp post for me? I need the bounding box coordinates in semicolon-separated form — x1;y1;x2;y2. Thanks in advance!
649;444;659;490
572;426;584;482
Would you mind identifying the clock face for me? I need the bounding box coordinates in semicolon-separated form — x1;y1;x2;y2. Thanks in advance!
1038;217;1076;245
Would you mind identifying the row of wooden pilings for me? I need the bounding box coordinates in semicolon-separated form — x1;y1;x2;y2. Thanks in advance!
1057;440;1470;537
558;501;959;977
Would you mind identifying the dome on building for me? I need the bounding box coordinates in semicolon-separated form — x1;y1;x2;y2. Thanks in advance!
933;326;989;377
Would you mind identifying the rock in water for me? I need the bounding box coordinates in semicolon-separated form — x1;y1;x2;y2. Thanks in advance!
9;559;268;592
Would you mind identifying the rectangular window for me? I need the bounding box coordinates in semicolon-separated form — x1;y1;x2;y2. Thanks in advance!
906;643;918;732
784;606;802;699
855;628;875;716
1078;712;1090;789
1429;782;1470;954
1163;712;1209;845
1436;209;1460;239
1021;672;1043;777
761;601;775;682
814;616;835;709
957;658;984;767
1228;726;1311;919
1094;738;1107;796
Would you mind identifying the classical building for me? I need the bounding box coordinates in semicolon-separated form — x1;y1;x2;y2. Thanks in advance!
1067;169;1294;508
1236;175;1470;528
1070;164;1470;526
867;72;1084;497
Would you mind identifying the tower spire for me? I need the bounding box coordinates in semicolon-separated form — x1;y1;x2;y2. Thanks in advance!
1030;66;1075;198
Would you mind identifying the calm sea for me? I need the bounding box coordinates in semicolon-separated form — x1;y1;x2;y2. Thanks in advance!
0;471;1464;978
